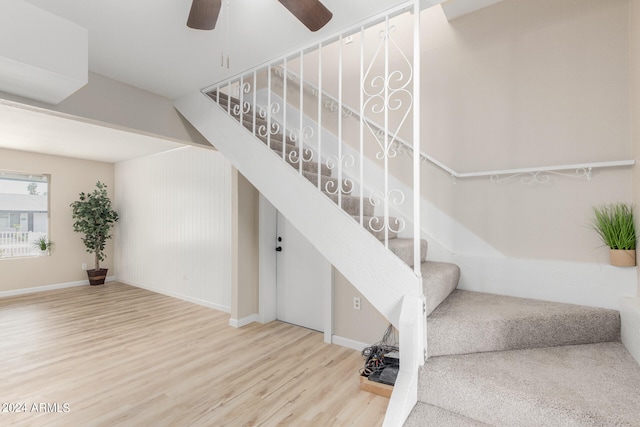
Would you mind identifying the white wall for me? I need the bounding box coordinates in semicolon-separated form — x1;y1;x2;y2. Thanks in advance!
115;146;233;312
0;72;209;146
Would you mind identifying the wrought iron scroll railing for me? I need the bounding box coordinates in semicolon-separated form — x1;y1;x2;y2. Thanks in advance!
203;0;423;274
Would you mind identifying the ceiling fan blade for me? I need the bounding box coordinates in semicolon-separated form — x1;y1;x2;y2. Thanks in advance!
187;0;222;30
277;0;333;32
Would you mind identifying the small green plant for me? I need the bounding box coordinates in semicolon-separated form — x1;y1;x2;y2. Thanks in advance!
70;182;119;271
591;203;637;250
33;236;53;252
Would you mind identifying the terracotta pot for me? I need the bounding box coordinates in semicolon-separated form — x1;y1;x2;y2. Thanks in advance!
87;268;108;285
609;249;636;267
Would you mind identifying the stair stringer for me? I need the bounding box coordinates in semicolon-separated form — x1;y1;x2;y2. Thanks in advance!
175;91;422;328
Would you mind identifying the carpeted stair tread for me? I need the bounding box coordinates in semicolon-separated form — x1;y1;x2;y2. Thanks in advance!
325;193;375;217
351;215;399;241
418;342;640;426
235;115;298;147
286;157;331;176
208;91;245;109
212;94;298;147
303;170;352;192
265;139;312;161
206;91;233;103
254;130;297;147
427;290;620;357
387;238;427;268
404;402;489;427
422;262;460;316
299;167;331;179
228;112;297;147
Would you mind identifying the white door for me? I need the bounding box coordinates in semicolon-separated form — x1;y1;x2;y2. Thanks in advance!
276;212;330;332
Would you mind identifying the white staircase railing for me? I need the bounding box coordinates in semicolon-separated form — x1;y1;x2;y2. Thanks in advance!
203;0;423;276
177;2;429;424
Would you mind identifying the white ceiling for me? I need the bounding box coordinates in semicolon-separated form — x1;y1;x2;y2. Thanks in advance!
22;0;414;100
0;100;188;163
2;0;418;165
1;0;495;164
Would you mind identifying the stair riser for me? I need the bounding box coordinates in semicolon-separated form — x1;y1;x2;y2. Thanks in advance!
265;139;312;161
422;262;460;316
303;171;352;194
286;157;332;177
354;216;399;241
428;312;620;357
406;402;489;427
254;130;296;147
427;290;621;357
220;106;291;144
325;193;375;217
388;239;427;268
419;361;565;426
216;99;298;145
208;92;241;109
417;343;640;427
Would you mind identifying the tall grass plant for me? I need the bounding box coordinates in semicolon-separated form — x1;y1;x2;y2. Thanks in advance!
591;203;636;250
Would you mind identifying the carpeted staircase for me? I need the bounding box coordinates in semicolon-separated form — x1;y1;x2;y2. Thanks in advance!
406;292;640;426
211;91;640;426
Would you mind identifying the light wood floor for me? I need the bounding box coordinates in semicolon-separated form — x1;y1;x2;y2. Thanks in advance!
0;282;388;426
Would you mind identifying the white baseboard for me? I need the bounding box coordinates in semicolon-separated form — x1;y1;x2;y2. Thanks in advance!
331;335;369;352
0;275;117;299
229;314;259;328
120;280;231;313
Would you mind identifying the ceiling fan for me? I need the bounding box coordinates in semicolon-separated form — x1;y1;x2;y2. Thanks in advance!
187;0;333;32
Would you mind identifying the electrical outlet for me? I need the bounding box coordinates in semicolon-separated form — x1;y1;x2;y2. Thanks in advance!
81;263;87;270
353;297;361;310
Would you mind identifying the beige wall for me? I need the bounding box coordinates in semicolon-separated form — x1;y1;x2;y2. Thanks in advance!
333;269;390;345
631;0;640;295
233;173;260;319
419;0;633;262
0;72;208;146
0;148;114;292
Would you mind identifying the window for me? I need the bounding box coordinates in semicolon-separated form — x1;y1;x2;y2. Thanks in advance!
0;172;50;258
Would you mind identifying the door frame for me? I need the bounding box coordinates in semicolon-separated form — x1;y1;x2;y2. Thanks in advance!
258;194;333;343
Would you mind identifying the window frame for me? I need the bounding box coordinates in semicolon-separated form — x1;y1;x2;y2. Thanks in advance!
0;170;51;259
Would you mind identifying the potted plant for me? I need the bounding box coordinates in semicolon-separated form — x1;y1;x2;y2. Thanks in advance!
591;203;637;267
70;181;119;285
33;235;53;255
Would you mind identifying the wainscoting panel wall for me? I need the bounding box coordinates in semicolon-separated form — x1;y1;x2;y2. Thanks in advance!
115;146;232;311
